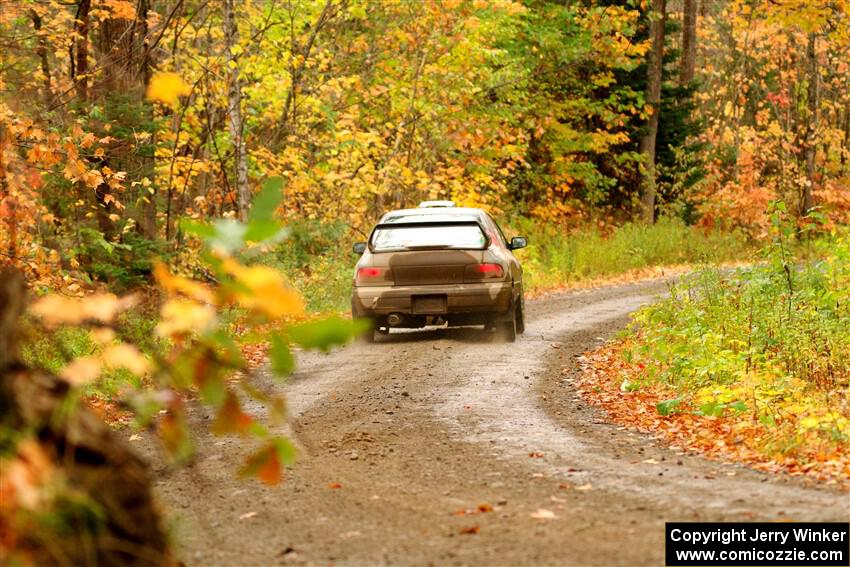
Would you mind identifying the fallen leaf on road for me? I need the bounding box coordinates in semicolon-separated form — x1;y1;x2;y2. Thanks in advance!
239;511;258;520
528;452;544;458
530;508;557;520
460;525;480;535
558;483;572;490
328;482;343;489
453;504;493;516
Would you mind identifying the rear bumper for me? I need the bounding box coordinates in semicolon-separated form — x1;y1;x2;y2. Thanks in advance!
352;281;513;319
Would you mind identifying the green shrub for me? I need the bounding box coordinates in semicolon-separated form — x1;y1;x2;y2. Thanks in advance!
262;219;354;313
74;229;168;291
627;229;850;455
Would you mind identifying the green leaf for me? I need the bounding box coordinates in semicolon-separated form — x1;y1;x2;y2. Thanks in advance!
199;373;226;407
656;398;682;416
209;219;247;253
249;177;283;223
274;437;298;466
698;401;723;417
244;220;287;243
206;329;246;368
269;333;295;378
288;316;371;352
180;218;216;239
759;414;777;427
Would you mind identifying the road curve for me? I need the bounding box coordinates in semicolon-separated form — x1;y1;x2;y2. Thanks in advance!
136;278;847;566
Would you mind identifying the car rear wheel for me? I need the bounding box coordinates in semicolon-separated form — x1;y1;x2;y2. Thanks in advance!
516;297;525;335
500;306;517;342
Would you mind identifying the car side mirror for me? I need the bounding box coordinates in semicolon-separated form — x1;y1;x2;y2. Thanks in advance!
509;236;528;250
353;242;367;254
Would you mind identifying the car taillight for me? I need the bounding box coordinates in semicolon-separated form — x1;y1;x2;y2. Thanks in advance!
356;266;393;285
464;263;505;281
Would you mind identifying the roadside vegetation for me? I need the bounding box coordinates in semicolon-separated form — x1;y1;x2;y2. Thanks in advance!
581;221;850;483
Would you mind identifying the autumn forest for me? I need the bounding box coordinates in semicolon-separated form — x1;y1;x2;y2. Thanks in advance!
1;0;849;565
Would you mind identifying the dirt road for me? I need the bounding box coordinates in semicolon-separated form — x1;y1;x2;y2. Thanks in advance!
135;278;847;566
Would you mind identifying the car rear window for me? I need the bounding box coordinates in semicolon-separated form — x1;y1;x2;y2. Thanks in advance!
370;223;487;251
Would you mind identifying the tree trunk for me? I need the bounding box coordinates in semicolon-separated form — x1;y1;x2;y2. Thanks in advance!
137;0;159;240
29;10;52;105
639;0;666;224
679;0;697;86
277;0;335;141
801;32;818;218
74;0;91;103
0;123;15;262
841;101;849;171
0;269;172;567
224;0;250;222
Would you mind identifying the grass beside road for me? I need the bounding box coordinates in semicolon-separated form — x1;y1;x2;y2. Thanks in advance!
512;217;751;293
581;230;850;484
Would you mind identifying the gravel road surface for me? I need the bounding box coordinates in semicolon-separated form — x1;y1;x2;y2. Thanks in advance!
134;278;847;566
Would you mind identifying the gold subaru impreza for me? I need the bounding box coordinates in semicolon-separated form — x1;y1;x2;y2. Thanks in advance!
351;202;527;342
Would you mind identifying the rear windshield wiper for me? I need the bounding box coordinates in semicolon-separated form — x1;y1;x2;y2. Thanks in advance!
401;244;453;250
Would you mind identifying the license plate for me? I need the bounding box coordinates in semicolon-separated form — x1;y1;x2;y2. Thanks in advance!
412;295;447;314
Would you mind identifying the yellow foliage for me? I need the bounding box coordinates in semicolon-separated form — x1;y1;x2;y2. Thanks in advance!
154;263;214;303
156;299;216;337
224;262;304;319
30;293;138;328
146;72;191;105
57;343;149;386
101;344;150;376
59;355;103;386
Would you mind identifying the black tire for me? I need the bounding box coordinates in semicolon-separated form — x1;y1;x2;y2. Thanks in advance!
500;307;517;343
516;297;525;335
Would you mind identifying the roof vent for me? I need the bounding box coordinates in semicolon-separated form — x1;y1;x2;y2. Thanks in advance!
417;200;456;208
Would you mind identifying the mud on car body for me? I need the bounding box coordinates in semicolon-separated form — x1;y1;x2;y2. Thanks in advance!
351;202;527;342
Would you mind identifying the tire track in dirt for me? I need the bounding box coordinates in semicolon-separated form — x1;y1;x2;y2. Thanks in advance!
431;287;844;519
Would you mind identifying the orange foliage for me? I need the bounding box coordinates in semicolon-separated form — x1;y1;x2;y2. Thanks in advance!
577;340;850;487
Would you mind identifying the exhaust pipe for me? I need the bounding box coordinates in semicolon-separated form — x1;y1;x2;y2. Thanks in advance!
387;313;403;327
